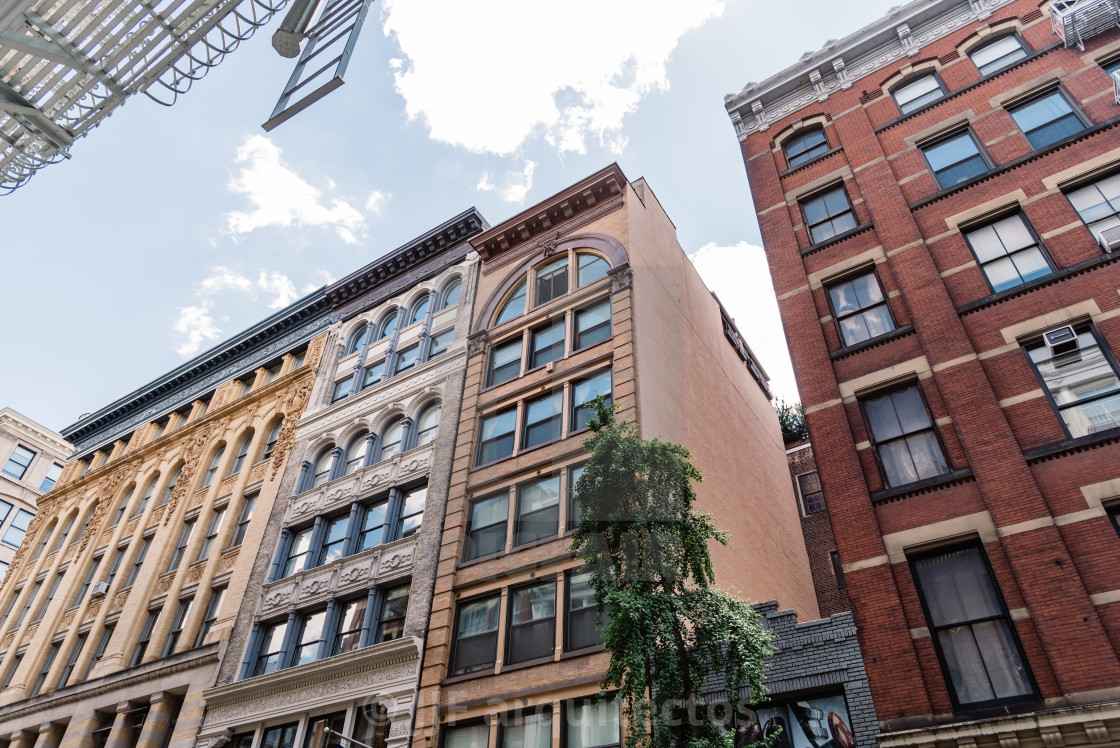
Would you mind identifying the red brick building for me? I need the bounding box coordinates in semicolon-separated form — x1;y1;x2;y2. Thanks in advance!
725;0;1120;744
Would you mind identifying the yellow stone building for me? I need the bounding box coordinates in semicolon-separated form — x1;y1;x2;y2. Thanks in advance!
0;290;332;748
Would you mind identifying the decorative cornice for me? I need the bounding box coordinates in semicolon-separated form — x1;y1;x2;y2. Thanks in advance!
326;209;488;315
470;164;626;262
63;291;331;457
724;0;1016;139
0;411;71;455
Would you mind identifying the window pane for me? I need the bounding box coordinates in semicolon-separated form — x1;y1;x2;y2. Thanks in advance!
508;582;555;663
575;299;611;350
502;710;551;748
914;547;1004;626
864;394;903;441
862;305;895;339
924;132;980;171
380;422;403;460
572;370;613;431
378;312;398;340
535;256;570;307
906;431;950;480
442;280;462;308
828;281;859;316
524;392;563;448
530;318;566;368
972;36;1027;74
478;408;517;464
891;386;933;434
517;475;560;544
1010;92;1078;147
467;493;508;559
566;700;620;748
410;295;430;324
488;338;523;387
445;725;488;748
394;345;419;375
895;74;942;112
497;281;527;325
578;254;610;287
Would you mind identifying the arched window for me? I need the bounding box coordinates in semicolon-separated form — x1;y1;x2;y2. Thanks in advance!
111;485;135;526
495;280;526;325
576;253;609;288
534;256;569;307
132;475;157;518
73;503;97;547
409;294;431;325
378;421;404;461
160;466;182;506
263;419;283;460
970;35;1027;76
439;279;462;310
202;445;226;487
416;403;442;447
892;73;944;114
344;325;368;356
50;513;76;554
309;448;334;490
344;433;369;475
229;431;254;476
377;310;399;340
31;520;55;560
783;127;829;167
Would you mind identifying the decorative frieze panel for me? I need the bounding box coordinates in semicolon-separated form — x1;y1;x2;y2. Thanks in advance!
259;536;417;618
217;548;239;574
248;460;269;486
284;446;434;526
85;598;102;623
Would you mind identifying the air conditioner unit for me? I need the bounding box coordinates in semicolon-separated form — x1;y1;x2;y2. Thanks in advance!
89;582;109;598
1099;225;1120;253
1044;325;1080;357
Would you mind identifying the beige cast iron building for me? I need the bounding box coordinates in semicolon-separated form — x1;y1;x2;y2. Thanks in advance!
0;289;332;748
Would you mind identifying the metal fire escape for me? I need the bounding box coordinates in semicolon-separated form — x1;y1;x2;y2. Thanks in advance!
1050;0;1120;50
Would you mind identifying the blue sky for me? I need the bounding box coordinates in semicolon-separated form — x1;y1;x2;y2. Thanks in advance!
1;0;890;434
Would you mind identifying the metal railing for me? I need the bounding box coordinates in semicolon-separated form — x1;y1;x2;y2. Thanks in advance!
1050;0;1120;50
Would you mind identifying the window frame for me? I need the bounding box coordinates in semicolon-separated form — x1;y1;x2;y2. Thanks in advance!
427;327;454;360
892;71;947;115
450;593;501;677
486;337;524;388
783;126;830;168
476;406;517;466
514;474;561;547
570;369;613;433
573;296;612;352
161;597;193;657
253;619;289;676
824;267;897;348
1064;170;1120;244
195;587;226;647
130;607;161;666
529;316;567;370
464;491;509;561
332;595;368;655
860;381;952;490
1007;86;1087;151
919;127;991;190
196;507;226;562
375;584;410;643
565;569;607;652
962;211;1054;294
533;255;570;309
2;444;35;480
521;390;564;451
167;519;195;573
969;33;1029;76
505;578;557;666
797;470;826;515
562;697;621;748
909;541;1037;711
39;463;63;492
230;493;257;549
800;184;859;245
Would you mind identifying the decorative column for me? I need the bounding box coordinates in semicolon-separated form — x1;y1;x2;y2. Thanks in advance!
304;517;326;573
358;587;380;648
362;433;378;468
11;730;36;748
33;722;64;748
295;462;312;494
398;419;414;453
102;703;135;748
278;612;300;669
268;529;292;581
238;623;262;680
381;489;403;546
316;600;339;661
341;503;363;557
134;694;178;748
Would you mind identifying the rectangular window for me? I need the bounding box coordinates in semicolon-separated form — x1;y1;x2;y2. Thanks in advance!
530;318;566;369
260;723;298;748
574;298;611;350
567;464;586;531
523;390;563;449
911;544;1034;708
964;214;1052;293
56;632;87;688
798;471;826;514
130;608;161;666
894;74;944;114
862;383;949;488
356;500;388;552
2;509;33;548
571;370;613;432
124;537;151;587
332;597;368;654
971;35;1027;75
507;580;556;665
2;445;35;480
564;698;620;748
0;562;7;581
161;597;193;657
1024;323;1120;437
302;713;345;748
283;528;314;577
195;588;225;647
443;723;489;748
516;475;560;546
802;186;858;244
230;494;257;548
501;710;551;748
535;256;569;307
487;339;523;388
451;594;500;676
428;328;453;360
254;620;289;675
102;549;123;589
50;514;75;554
0;500;11;526
0;588;19;630
465;492;508;561
33;574;61;622
13;580;41;629
922;130;988;188
167;521;195;573
376;585;410;643
331;378;352;403
159;468;181;507
82;625;113;681
30;642;59;696
477;407;517;465
317;515;348;566
352;706;389;748
827;271;896;347
397;486;426;538
1009;89;1084;150
567;571;607;651
293;609;327;666
39;463;63;492
1067;172;1120;242
196;508;226;562
362;360;385;390
394;344;420;375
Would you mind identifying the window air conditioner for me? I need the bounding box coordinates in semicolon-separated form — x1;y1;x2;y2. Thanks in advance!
1098;225;1120;253
89;582;110;598
1043;325;1080;357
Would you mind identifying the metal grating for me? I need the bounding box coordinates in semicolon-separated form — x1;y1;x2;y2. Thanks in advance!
1050;0;1120;50
0;0;292;193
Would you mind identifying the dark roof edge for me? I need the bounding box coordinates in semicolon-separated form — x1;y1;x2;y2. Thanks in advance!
62;287;331;442
326;208;490;309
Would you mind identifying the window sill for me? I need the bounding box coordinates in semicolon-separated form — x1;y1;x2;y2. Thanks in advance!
559;644;605;660
458;533;563;569
779;146;845;178
800;222;874;257
500;654;556;673
869;467;974;505
874;43;1061;133
958;252;1120;316
909;115;1120;210
1023;426;1120;464
829;325;915;361
442;668;495;686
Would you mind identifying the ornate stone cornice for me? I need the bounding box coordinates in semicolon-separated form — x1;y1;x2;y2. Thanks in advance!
724;0;1016;139
470;164;625;263
0;411;71;455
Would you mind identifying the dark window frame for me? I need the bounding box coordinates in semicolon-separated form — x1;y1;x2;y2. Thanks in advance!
797;471;826;515
514;474;561;547
800;184;859;244
783;126;830;168
961;211;1055;294
573;297;612;352
505;577;557;666
562;697;621;748
375;584;410;643
823;266;897;348
486;337;523;388
450;592;501;677
968;33;1029;76
919;127;991;189
859;380;952;490
1007;86;1087;151
464;491;509;561
522;390;563;451
892;71;947;114
529;317;566;370
534;256;571;308
565;569;608;652
476;406;518;466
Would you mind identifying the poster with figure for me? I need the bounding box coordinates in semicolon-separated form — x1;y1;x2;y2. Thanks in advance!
733;693;854;748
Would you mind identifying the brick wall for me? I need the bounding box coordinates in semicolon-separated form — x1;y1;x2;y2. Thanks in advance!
786;440;850;617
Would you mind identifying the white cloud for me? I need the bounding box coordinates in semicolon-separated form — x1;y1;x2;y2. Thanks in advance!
689;241;799;404
257;271;300;309
476;160;536;204
199;265;255;295
365;190;390;214
172;303;222;357
381;0;723;156
224;135;367;244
